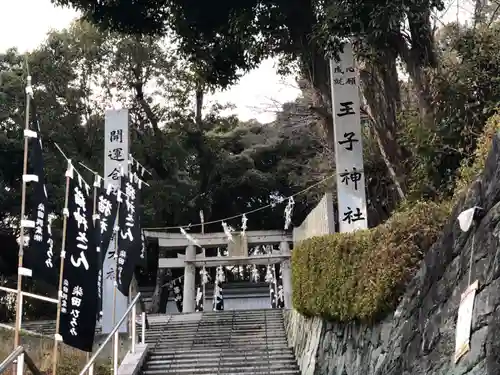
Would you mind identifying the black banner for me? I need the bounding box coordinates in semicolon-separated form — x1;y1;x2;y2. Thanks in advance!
128;168;147;268
96;182;118;265
60;172;99;352
116;174;142;296
25;100;58;286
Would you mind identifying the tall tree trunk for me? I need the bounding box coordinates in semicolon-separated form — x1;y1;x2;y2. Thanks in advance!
398;7;437;129
359;50;408;199
150;248;171;313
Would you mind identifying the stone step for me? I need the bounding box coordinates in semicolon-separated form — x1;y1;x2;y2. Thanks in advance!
150;345;292;355
139;308;296;375
143;362;299;372
147;352;295;362
141;367;300;375
149;346;294;355
150;335;288;342
146;337;288;344
151;344;291;351
146;358;297;368
146;330;287;338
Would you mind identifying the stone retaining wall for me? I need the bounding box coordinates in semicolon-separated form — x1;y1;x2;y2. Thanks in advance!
285;134;500;375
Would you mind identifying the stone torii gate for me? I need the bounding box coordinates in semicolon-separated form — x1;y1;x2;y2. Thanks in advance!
143;230;293;312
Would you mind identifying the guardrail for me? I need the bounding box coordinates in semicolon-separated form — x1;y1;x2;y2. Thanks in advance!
0;346;42;375
79;293;146;375
0;285;58;331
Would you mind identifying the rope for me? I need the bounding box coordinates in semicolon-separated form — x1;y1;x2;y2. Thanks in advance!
143;172;335;230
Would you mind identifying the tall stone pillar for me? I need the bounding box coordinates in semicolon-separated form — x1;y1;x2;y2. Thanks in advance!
280;241;292;309
182;245;196;313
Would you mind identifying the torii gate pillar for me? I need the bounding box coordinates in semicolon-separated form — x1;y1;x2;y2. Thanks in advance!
182;245;196;313
280;241;292;309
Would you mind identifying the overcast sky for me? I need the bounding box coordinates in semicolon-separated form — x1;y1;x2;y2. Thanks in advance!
0;0;300;124
1;0;474;123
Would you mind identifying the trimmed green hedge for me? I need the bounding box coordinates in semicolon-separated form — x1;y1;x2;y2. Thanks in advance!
291;201;451;322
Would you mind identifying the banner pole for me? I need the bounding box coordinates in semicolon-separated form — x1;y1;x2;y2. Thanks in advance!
13;74;32;351
88;175;99;374
52;163;72;375
111;194;121;375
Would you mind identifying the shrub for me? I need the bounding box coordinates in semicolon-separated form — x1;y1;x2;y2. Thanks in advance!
291;200;451;322
454;111;500;196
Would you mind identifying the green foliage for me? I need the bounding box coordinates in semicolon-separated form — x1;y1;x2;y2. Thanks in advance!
455;111;500;196
292;201;450;322
398;23;500;199
0;21;330;284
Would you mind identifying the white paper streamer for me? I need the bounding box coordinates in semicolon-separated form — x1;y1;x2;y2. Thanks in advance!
241;214;248;236
251;265;260;282
180;227;200;247
200;268;210;285
222;221;234;242
265;265;274;283
284;197;295;230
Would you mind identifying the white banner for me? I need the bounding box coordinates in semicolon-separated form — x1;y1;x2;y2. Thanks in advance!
454;280;478;363
102;109;129;334
329;42;368;232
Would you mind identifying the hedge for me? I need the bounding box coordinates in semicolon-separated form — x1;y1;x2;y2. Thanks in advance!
291;200;451;322
291;111;500;322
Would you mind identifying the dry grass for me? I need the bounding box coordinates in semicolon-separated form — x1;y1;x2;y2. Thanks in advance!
0;329;112;375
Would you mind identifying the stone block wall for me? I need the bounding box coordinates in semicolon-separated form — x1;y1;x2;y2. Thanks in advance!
285;135;500;374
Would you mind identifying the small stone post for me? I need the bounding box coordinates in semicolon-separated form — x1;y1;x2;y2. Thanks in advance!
280;241;292;309
182;245;196;313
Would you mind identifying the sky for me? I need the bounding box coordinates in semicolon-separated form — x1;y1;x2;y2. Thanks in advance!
0;0;300;124
0;0;474;123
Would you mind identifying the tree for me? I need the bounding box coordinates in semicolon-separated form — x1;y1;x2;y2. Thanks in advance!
52;0;446;197
1;20;340;313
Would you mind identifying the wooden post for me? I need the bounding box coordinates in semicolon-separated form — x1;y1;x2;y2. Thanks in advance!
52;162;72;375
13;74;32;351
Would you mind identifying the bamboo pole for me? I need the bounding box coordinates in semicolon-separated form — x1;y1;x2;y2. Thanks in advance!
52;162;72;375
13;73;32;351
111;187;122;375
86;175;99;373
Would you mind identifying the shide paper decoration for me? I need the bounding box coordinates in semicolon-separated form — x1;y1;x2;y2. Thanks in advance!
241;214;248;236
195;285;204;312
265;264;277;309
276;265;285;309
180;227;200;248
284;197;295;230
222;221;235;242
60;162;99;352
213;248;225;311
172;278;183;312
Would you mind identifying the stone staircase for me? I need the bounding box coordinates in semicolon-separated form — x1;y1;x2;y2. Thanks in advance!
141;309;300;375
